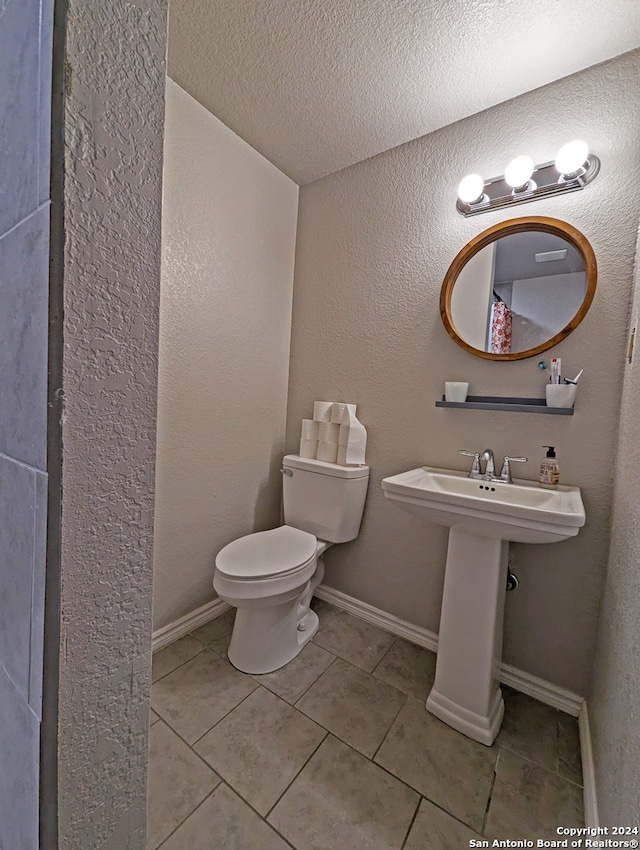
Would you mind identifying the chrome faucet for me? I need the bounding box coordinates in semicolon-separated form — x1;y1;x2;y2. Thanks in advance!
460;449;528;483
481;448;495;479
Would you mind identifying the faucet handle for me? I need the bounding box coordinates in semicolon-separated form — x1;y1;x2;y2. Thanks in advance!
459;449;481;477
499;456;528;483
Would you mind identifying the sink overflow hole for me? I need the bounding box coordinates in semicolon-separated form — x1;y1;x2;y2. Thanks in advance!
478;485;496;491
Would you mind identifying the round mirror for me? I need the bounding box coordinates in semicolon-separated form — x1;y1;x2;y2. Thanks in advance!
440;217;597;360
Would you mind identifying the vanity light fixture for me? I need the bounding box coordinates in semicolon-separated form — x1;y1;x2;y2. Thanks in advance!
504;155;535;193
456;140;600;216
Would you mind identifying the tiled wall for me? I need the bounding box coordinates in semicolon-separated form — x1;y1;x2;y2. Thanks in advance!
0;0;53;847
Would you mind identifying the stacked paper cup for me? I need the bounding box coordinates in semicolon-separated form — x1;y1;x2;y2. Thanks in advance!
299;419;319;458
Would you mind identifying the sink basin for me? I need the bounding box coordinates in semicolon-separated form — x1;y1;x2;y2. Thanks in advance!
381;466;585;544
381;465;586;746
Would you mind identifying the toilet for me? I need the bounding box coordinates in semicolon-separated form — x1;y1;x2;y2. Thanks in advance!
213;454;369;674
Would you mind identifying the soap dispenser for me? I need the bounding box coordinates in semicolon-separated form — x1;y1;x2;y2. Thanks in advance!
539;446;560;489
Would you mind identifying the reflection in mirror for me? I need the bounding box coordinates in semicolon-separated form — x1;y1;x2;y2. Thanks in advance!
452;232;586;354
440;217;597;361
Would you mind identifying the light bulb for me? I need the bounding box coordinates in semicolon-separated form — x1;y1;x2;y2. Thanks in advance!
555;140;589;176
505;155;534;189
458;173;485;204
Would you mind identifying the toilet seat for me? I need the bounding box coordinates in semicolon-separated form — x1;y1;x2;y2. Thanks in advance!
215;525;317;581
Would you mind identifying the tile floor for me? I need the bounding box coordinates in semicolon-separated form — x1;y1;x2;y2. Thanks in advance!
148;599;584;849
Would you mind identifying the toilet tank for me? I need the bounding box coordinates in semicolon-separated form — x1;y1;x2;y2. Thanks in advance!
282;455;369;543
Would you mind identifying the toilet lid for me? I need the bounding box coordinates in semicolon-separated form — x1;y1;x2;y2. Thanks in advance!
215;525;317;580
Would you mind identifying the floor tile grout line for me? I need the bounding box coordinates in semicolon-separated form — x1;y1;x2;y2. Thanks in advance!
196;780;300;850
165;712;482;850
188;625;235;653
151;716;229;777
284;649;338;704
155;639;411;798
368;737;494;834
293;649;410;716
399;795;422;850
151;644;206;685
264;821;299;850
371;634;399;675
371;690;409;762
152;784;220;849
420;793;489;838
153;627;233;680
263;727;487;847
188;680;261;748
263;729;330;821
327;731;427;803
496;740;583;787
310;607;395;674
152;779;296;850
294;651;407;712
481;750;500;836
554;771;584;790
310;638;385;674
151;717;299;849
291;676;407;762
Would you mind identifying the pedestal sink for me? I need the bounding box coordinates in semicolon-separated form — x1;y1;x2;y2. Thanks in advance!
381;466;586;745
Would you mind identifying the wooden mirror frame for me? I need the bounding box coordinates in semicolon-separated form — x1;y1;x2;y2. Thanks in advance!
440;216;597;361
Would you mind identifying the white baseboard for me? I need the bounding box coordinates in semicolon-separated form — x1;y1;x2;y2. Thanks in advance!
579;701;599;827
314;584;584;716
315;584;440;653
499;662;583;716
156;587;585;716
152;598;230;653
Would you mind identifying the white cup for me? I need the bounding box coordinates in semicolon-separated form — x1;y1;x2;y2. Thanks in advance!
444;382;469;403
546;383;577;408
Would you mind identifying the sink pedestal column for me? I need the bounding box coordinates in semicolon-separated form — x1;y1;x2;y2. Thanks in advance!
426;527;508;746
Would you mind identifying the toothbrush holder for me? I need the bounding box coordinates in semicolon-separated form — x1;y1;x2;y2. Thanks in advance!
546;384;577;408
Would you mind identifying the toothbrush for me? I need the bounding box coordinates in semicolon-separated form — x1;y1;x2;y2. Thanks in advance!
564;369;583;385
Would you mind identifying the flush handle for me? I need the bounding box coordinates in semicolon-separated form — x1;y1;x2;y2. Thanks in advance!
280;468;293;477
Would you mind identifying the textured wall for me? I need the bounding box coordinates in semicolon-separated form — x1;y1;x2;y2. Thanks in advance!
59;1;167;848
167;0;640;184
154;80;298;630
589;221;640;822
0;0;52;847
287;50;640;696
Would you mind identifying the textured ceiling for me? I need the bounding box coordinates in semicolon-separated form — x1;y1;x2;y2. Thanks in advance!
168;0;640;185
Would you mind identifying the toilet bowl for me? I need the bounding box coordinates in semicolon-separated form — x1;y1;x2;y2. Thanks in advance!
213;455;369;674
214;525;329;673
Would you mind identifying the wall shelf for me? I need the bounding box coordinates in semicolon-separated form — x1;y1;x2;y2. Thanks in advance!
435;395;574;415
